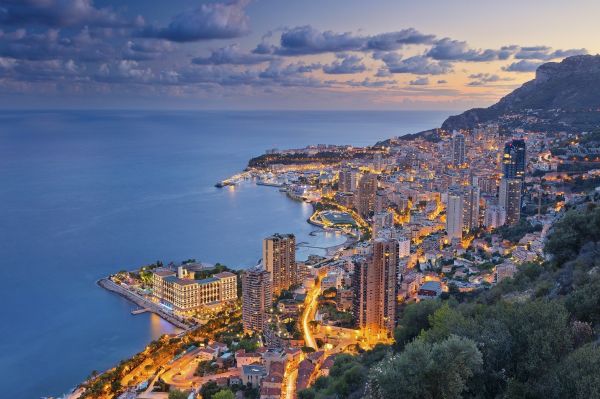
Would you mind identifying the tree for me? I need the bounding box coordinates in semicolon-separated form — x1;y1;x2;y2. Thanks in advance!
213;390;235;399
200;381;221;399
168;389;188;399
543;343;600;399
394;299;442;350
370;335;482;399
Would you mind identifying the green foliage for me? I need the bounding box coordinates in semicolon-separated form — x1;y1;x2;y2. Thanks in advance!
545;207;600;264
168;389;189;399
495;219;541;243
393;299;442;350
200;381;221;399
213;390;235;399
370;335;482;399
543;343;600;399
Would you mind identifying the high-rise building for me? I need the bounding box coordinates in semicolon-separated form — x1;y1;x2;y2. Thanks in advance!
451;131;466;168
462;185;480;232
398;238;411;258
372;211;394;238
355;172;378;218
242;267;272;334
353;239;399;338
503;139;526;179
446;190;464;240
499;178;522;225
338;167;357;193
484;204;507;229
263;234;296;295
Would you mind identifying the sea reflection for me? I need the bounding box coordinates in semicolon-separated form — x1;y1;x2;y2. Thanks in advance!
149;313;182;339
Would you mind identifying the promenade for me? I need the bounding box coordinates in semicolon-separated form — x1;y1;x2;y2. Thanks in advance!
97;278;192;330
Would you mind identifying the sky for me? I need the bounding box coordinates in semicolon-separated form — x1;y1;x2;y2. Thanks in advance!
0;0;598;110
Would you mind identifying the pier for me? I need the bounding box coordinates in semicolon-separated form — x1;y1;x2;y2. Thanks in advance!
97;278;192;330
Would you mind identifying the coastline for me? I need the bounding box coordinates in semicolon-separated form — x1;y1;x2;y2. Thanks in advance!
97;278;191;330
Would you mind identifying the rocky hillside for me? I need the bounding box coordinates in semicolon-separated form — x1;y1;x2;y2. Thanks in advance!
442;55;600;131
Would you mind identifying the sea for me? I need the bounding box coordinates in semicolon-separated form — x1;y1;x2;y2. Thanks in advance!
0;110;449;399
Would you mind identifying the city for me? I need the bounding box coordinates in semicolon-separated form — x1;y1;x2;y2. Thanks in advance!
3;2;600;399
72;117;600;399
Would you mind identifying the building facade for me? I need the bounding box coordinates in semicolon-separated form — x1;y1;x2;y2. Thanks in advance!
151;268;237;315
353;239;399;338
263;233;296;295
355;172;378;218
446;191;464;240
242;267;272;334
499;178;522;225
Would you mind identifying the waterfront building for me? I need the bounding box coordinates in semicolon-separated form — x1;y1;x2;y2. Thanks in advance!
503;139;526;179
451;131;466;168
356;172;378;218
151;268;237;315
242;267;272;334
353;239;399;338
263;233;296;295
446;190;464;240
499;178;522;225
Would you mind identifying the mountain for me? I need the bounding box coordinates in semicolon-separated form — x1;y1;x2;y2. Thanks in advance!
442;55;600;132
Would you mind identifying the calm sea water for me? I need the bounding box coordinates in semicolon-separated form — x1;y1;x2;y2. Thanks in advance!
0;110;448;398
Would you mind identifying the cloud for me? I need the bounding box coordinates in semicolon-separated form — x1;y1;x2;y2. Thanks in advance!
437;79;447;84
275;25;435;55
467;73;512;86
342;78;397;88
515;46;587;60
259;60;320;79
0;0;141;28
192;43;273;65
427;38;514;61
276;25;364;55
141;0;251;42
502;59;543;72
409;77;429;85
322;53;366;74
376;53;452;75
364;28;436;51
0;27;117;62
123;39;176;61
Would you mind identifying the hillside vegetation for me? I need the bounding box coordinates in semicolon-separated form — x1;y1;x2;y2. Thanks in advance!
300;204;600;399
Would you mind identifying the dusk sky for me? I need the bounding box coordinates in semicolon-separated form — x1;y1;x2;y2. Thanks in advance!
1;0;598;110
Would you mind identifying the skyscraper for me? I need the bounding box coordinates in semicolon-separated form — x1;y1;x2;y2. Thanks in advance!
499;178;522;225
353;239;399;338
338;167;357;192
462;185;480;232
356;172;378;218
263;233;296;295
446;190;464;240
484;204;507;229
503;139;526;179
451;131;466;168
242;267;272;334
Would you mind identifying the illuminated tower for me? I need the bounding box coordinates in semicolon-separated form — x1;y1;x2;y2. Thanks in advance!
451;131;466;168
356;172;378;218
242;267;272;334
503;139;526;179
262;233;296;295
353;239;399;338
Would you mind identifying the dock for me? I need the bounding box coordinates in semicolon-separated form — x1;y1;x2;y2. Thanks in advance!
97;278;192;330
